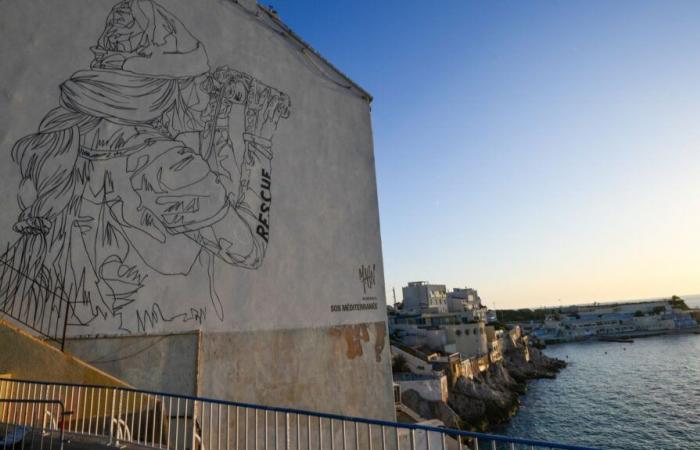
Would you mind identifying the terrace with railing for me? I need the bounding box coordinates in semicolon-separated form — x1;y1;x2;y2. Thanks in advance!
0;378;600;450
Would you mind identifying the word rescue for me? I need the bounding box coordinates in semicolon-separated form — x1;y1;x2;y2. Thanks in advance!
256;168;271;242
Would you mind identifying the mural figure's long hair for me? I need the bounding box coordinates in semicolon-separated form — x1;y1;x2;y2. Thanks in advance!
0;108;100;327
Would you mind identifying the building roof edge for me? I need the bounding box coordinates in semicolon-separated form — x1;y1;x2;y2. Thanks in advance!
257;5;373;104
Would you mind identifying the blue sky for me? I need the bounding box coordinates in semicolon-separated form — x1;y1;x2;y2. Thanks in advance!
275;1;700;308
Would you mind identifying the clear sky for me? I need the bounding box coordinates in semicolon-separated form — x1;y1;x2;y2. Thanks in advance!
275;1;700;309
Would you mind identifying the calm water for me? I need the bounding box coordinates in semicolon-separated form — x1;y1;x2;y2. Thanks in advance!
499;296;700;450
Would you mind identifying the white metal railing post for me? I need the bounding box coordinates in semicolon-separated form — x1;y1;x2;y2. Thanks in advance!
165;397;173;449
29;383;37;436
190;399;196;450
118;389;124;445
74;385;81;434
87;387;93;435
161;395;166;448
152;395;157;448
342;420;346;450
321;415;326;450
109;388;117;445
286;412;290;450
68;385;74;432
175;398;180;450
146;394;151;447
131;391;137;445
354;422;359;450
138;392;145;443
100;388;107;435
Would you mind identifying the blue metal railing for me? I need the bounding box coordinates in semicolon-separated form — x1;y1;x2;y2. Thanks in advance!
0;378;601;450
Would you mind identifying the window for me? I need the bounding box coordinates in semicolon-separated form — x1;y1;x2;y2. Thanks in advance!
455;330;462;336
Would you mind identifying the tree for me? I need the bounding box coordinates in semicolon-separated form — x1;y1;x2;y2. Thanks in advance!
669;295;689;311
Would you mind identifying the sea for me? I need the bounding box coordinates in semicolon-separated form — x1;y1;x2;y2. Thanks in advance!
496;294;700;450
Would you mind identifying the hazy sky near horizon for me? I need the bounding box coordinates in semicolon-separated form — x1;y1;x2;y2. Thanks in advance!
276;1;700;309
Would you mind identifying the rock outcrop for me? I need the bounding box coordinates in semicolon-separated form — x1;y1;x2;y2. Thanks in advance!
506;344;566;382
447;362;522;430
402;341;566;432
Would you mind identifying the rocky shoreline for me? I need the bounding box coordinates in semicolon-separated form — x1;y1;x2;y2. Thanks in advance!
401;342;567;432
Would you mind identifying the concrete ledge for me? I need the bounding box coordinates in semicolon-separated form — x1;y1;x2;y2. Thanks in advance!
0;319;130;387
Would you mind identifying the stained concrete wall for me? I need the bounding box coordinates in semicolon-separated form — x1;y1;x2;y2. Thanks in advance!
0;0;393;420
200;322;393;419
65;333;199;395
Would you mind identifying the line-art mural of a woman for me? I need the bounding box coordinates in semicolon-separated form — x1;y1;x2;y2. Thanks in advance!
0;0;291;334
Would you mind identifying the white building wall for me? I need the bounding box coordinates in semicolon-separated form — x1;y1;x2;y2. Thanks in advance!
395;375;448;402
443;323;487;358
403;282;447;312
390;345;440;377
0;0;393;420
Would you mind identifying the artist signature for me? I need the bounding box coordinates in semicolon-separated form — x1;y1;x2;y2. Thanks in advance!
358;264;376;294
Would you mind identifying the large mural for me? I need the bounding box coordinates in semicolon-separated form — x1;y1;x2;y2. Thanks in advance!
0;0;291;334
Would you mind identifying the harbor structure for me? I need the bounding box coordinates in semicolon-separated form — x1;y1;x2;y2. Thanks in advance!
526;298;698;343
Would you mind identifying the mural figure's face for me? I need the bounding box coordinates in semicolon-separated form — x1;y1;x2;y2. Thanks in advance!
100;2;146;53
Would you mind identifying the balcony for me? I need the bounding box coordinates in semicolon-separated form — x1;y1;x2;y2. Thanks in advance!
0;377;601;450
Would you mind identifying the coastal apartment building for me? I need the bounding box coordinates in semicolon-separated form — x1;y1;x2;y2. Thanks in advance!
391;282;500;360
389;312;490;358
402;281;448;313
446;287;487;318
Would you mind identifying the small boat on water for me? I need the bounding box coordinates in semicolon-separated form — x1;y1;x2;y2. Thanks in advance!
599;336;634;343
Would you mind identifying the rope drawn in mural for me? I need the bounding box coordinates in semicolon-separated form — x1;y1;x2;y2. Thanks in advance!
0;0;291;336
